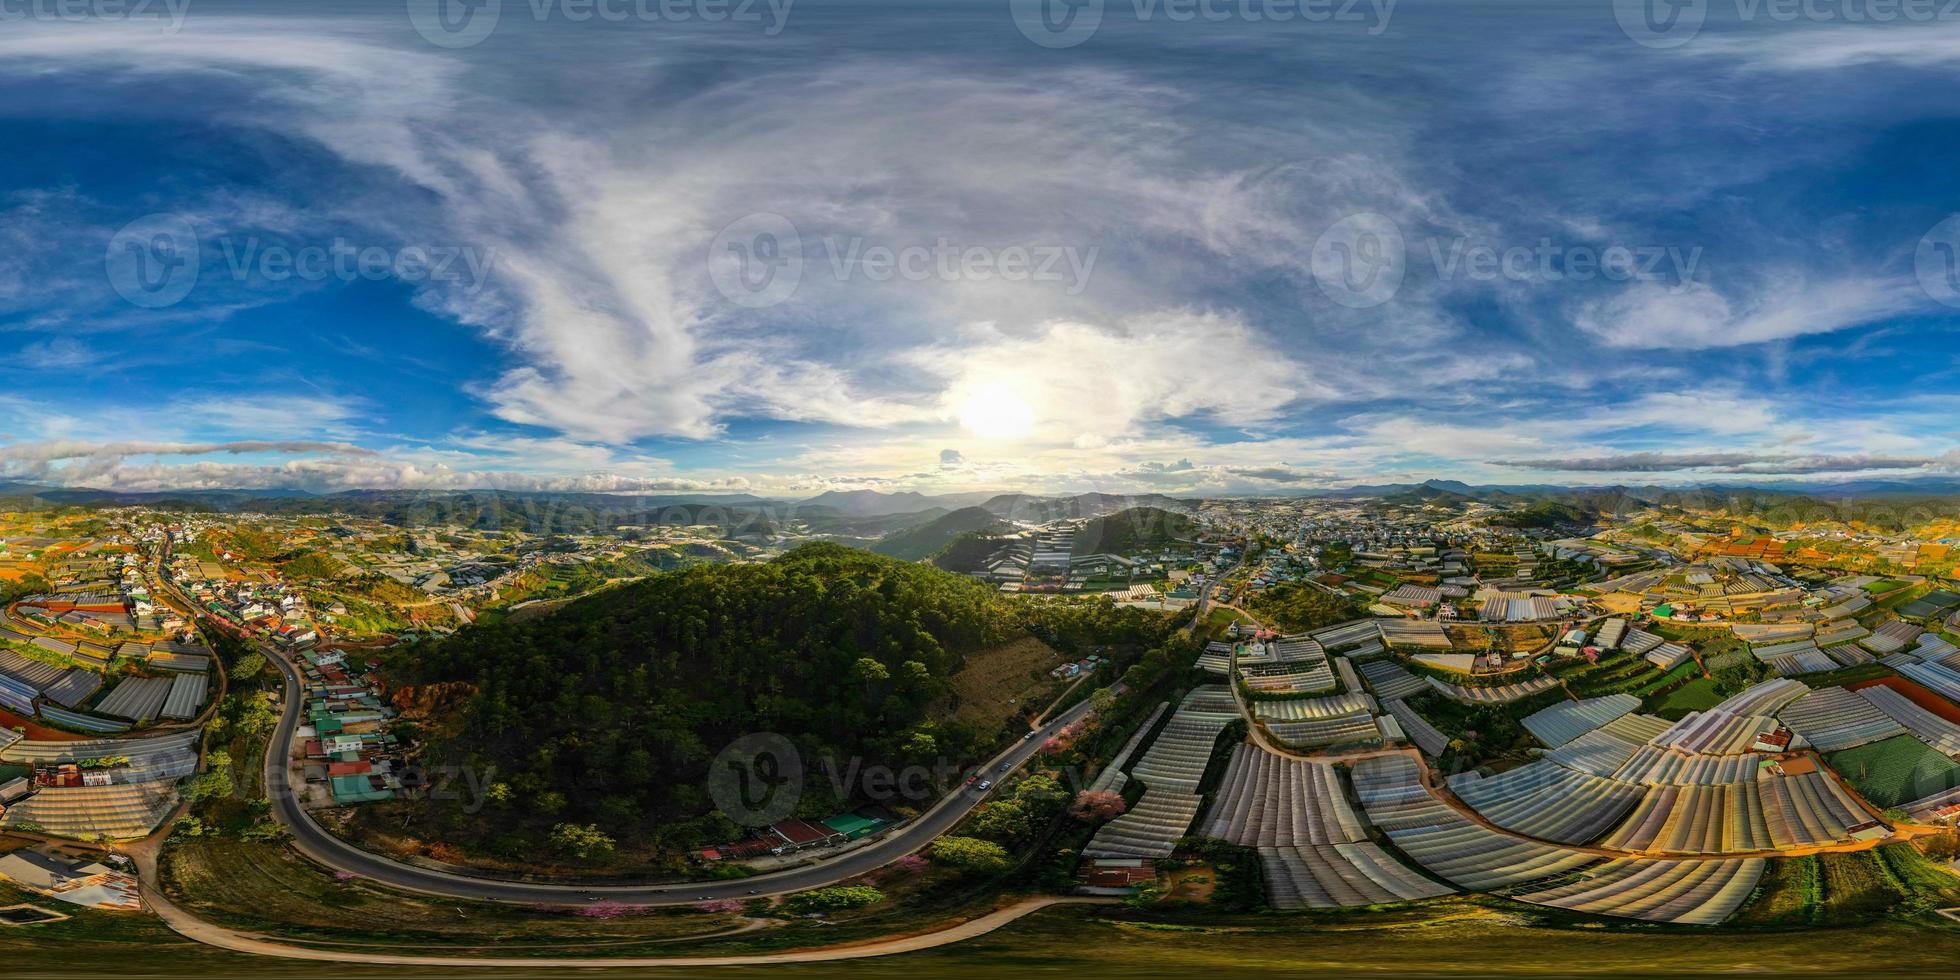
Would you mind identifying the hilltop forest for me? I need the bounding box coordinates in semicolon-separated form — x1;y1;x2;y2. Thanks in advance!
388;543;1183;859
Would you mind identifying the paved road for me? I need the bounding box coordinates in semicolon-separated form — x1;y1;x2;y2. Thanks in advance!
259;640;1105;905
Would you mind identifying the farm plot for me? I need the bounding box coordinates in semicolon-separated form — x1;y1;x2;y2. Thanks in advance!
94;676;171;721
1128;686;1239;793
1512;857;1764;925
1522;694;1641;748
1827;735;1960;809
1081;792;1206;859
1352;757;1599;890
1896;661;1960;704
1603;782;1773;853
1385;698;1447;756
1379;620;1452;651
1853;683;1960;756
1253;691;1375;722
1239;659;1337;695
1267;713;1381;750
1860;620;1924;656
1760;771;1877;847
1650;709;1783;756
1777;686;1905;752
1613;746;1762;786
1544;715;1670;779
1261;842;1454;909
0;780;177;838
1357;658;1428;701
1085;686;1238;859
1424;674;1559;705
1202;745;1367;846
1714;678;1810;716
1448;761;1643;845
1312;620;1384;653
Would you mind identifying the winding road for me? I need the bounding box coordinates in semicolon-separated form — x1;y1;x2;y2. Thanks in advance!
256;637;1101;905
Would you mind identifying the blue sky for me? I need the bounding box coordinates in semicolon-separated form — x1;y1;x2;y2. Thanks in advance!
1;0;1957;495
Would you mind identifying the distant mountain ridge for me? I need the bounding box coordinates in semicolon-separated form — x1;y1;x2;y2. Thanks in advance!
870;506;1014;561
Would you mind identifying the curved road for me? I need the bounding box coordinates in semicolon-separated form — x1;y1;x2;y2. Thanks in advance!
259;640;1104;905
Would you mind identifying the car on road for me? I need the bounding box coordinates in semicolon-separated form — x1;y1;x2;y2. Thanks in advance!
1023;730;1037;740
997;762;1011;772
976;779;993;791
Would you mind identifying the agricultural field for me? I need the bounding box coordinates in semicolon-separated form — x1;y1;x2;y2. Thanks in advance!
1647;676;1724;720
1827;735;1960;808
1731;845;1960;928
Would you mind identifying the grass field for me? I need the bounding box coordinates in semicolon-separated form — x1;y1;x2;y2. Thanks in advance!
1647;677;1723;720
1828;735;1960;808
18;894;1960;978
159;838;746;947
945;636;1065;730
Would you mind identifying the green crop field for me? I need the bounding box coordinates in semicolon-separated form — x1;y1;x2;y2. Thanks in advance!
1648;677;1723;720
1828;735;1960;808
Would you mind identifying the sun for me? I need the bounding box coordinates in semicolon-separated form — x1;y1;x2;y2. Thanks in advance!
954;382;1037;440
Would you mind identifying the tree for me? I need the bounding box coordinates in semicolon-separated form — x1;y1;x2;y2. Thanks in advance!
969;800;1032;842
1068;790;1126;822
548;822;617;861
929;835;1009;872
1013;773;1069;811
783;885;884;914
229;652;267;681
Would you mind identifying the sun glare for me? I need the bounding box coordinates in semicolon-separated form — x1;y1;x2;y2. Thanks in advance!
954;382;1037;439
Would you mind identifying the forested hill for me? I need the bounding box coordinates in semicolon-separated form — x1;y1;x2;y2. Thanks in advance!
1073;506;1199;555
393;543;1027;845
870;506;1013;561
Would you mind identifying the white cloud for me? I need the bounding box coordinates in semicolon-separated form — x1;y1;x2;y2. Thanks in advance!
1574;275;1924;349
1698;22;1960;72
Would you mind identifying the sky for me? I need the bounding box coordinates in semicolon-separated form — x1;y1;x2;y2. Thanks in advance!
2;0;1959;497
